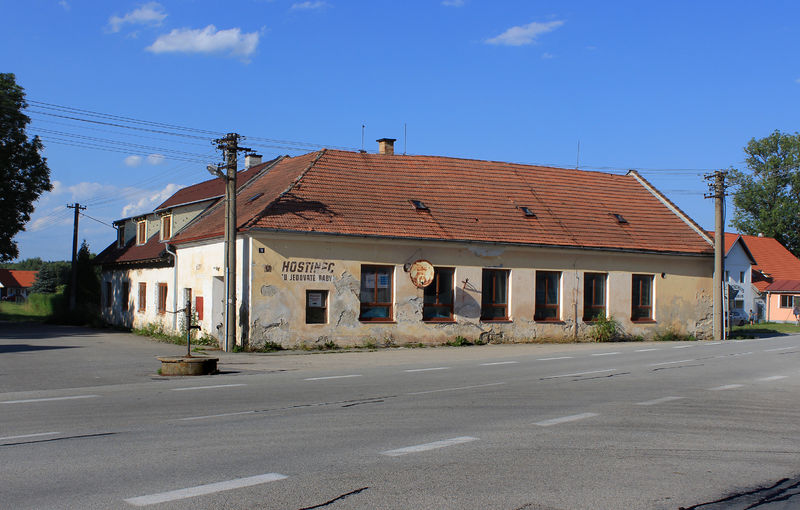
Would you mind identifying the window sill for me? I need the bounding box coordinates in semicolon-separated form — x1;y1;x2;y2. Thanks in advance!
480;319;512;323
423;318;456;323
631;319;656;324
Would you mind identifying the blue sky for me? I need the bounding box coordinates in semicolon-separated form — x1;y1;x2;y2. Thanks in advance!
3;0;799;261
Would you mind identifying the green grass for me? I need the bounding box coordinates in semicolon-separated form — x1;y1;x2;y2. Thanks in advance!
0;300;49;321
730;321;800;338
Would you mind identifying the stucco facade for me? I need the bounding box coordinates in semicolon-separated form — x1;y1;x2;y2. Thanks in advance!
167;233;713;347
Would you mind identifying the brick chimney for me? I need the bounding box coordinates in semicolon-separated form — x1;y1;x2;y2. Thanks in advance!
244;153;263;169
377;138;396;155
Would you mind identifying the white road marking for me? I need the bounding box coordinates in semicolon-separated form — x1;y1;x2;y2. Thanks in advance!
709;384;744;391
636;396;685;406
672;345;693;349
381;436;478;457
0;395;99;404
706;342;722;345
591;352;619;356
172;384;246;391
764;347;794;352
732;351;753;356
535;412;598;427
0;431;60;441
479;361;519;366
304;374;362;381
543;369;616;379
404;367;450;373
124;473;288;506
648;359;695;367
407;382;506;395
757;376;787;382
536;356;573;361
635;348;659;352
178;411;256;421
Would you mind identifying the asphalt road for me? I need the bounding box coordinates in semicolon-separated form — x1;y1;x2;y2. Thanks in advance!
1;322;799;509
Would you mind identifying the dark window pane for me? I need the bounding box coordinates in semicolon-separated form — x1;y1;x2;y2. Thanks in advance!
423;268;454;320
535;271;560;321
481;269;508;320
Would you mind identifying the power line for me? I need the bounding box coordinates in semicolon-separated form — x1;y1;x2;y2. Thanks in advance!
79;211;116;229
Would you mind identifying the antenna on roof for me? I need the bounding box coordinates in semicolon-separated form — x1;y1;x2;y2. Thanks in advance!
360;123;366;153
576;139;580;169
404;123;407;155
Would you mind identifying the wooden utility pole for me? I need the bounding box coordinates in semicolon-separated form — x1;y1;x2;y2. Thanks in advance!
212;133;250;352
705;171;727;340
66;203;86;311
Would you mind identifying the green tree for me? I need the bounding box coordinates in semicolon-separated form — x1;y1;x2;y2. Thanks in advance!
0;257;44;270
730;130;800;256
30;263;60;294
63;240;99;306
0;73;52;262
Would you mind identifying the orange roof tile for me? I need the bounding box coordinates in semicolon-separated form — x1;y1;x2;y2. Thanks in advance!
0;269;37;288
155;159;275;212
172;150;713;255
738;234;800;292
94;234;170;266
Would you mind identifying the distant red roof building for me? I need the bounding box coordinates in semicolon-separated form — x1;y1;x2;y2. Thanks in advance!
0;269;38;298
737;234;800;292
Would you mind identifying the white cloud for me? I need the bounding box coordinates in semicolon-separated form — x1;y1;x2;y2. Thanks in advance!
147;153;165;165
59;0;70;11
291;1;328;9
146;25;259;59
795;78;800;84
541;52;554;59
486;20;564;46
107;2;167;33
125;155;143;167
442;0;464;6
121;183;180;217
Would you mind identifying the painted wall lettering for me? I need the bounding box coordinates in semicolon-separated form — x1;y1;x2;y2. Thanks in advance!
281;260;336;283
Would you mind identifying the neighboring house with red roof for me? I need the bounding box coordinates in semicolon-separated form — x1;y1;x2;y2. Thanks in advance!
738;234;800;322
708;232;758;320
98;139;716;346
95;155;273;329
0;269;38;301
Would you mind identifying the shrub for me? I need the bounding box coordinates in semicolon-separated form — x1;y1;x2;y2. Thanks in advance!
446;336;473;347
589;315;619;342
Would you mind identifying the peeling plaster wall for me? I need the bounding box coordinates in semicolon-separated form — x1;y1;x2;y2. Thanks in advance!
100;266;176;331
241;234;713;348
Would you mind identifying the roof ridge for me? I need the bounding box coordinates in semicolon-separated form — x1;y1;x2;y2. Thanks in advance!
241;150;327;231
324;149;631;178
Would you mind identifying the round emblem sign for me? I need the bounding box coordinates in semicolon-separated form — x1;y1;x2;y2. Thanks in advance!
409;260;435;288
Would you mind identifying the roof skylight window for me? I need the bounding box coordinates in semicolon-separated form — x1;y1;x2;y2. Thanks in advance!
411;199;429;210
247;192;264;203
613;213;628;224
520;206;536;218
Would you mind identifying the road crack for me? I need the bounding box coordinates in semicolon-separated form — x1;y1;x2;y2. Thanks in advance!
297;486;369;509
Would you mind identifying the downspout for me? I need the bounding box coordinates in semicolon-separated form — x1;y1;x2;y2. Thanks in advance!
164;244;178;332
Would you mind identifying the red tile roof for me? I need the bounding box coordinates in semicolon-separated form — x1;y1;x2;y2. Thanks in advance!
706;232;756;263
738;234;800;292
154;159;275;212
94;234;170;266
764;279;800;292
0;269;37;288
172;150;713;255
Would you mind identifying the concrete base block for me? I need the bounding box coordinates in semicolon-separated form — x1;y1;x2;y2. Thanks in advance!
157;356;218;376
